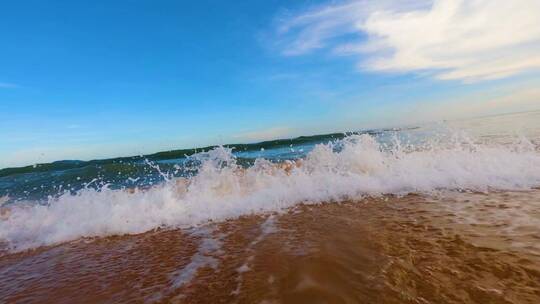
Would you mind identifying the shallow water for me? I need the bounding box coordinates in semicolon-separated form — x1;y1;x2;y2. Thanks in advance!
1;191;539;303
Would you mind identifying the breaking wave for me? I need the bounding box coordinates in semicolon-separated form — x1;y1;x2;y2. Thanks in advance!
1;133;540;251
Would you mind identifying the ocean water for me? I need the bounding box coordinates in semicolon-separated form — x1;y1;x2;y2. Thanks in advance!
1;111;540;303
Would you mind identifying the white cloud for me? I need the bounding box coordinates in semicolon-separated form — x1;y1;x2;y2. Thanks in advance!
277;0;540;82
233;127;293;142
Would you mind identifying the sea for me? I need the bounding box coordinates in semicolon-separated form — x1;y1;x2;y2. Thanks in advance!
1;110;540;303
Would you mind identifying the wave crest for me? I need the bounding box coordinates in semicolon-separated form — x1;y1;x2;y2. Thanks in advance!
1;134;540;251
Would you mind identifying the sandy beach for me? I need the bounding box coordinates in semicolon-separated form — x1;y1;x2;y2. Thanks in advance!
2;190;539;303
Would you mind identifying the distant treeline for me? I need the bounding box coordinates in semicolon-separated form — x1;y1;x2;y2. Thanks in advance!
0;128;413;178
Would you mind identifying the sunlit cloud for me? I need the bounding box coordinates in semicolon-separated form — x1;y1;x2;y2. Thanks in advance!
233;127;293;142
398;86;540;124
276;0;540;82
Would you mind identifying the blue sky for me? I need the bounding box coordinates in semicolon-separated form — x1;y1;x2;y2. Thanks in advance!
1;0;540;168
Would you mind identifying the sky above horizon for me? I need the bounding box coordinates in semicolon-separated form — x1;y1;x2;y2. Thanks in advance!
1;0;540;168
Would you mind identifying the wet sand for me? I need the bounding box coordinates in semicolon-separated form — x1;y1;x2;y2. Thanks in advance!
1;190;539;303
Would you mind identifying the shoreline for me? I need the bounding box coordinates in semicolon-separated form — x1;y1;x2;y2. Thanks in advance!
1;191;539;303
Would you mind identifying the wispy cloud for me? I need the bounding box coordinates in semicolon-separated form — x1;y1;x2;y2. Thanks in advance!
0;82;19;89
233;127;293;142
411;87;540;125
275;0;540;82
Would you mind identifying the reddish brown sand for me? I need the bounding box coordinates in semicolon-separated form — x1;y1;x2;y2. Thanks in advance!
1;190;539;304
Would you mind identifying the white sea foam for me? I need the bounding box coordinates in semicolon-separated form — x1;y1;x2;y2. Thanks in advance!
0;195;9;206
171;227;224;289
232;215;279;295
1;134;540;251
